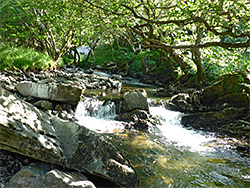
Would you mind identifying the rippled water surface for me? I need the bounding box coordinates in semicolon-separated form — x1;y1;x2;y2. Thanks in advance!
75;86;250;187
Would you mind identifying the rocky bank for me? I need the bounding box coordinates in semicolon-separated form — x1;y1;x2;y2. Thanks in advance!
1;66;249;187
0;67;142;188
167;72;250;154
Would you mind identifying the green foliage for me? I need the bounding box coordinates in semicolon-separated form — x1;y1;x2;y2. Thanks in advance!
88;44;115;65
87;44;137;64
0;43;57;71
1;0;249;86
0;0;101;62
62;55;74;66
203;47;250;82
129;60;142;74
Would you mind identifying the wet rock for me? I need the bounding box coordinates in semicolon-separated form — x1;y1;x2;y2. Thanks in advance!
84;68;94;74
0;87;140;187
168;72;250;112
115;110;155;129
6;162;96;188
167;93;194;112
111;74;122;80
109;79;122;90
33;100;54;110
181;107;248;131
214;93;250;109
200;72;250;106
16;81;83;103
123;90;149;112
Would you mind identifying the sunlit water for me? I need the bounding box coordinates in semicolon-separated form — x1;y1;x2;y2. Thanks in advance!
75;97;250;187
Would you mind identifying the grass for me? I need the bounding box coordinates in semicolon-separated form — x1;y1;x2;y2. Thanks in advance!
0;43;58;71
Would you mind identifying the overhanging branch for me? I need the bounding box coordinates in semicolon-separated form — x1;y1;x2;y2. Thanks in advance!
146;38;250;49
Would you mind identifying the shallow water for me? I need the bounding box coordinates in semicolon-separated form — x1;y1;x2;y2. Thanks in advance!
75;88;250;187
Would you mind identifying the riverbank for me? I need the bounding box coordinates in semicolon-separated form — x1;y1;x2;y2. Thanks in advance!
1;66;250;187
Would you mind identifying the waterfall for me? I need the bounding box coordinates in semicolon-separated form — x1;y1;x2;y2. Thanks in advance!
75;97;215;151
74;96;249;187
75;97;122;133
75;97;116;119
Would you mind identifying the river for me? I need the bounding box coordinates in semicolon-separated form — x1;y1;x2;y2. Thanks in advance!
75;83;250;187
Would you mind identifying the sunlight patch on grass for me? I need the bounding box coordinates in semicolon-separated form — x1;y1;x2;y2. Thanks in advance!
0;43;57;71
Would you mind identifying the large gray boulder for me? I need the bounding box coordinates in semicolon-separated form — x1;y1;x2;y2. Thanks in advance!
123;90;149;112
0;87;139;187
16;81;82;103
6;162;96;188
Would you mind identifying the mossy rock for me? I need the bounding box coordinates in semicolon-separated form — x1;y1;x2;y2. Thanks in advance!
215;93;250;109
181;107;248;131
201;72;250;106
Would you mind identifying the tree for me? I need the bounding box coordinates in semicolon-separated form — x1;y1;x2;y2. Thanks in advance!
85;0;250;85
0;0;97;63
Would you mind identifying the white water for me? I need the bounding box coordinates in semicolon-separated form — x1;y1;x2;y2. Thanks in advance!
75;97;250;187
75;98;217;152
150;106;216;152
75;97;124;133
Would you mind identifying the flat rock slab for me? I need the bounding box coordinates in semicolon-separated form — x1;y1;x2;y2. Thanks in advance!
16;81;82;103
0;87;139;187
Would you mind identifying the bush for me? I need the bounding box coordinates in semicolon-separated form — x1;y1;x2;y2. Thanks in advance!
0;43;58;71
203;47;250;82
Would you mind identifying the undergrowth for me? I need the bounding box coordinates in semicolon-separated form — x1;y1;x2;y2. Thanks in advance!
0;43;58;71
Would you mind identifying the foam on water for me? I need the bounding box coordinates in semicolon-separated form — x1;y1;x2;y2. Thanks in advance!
75;97;217;151
75;97;123;133
150;106;216;152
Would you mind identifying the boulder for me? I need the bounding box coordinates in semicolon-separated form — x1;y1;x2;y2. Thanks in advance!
200;73;250;106
0;87;140;187
181;107;248;131
122;90;149;112
168;72;250;112
214;93;250;109
16;81;82;103
33;100;54;110
167;93;194;112
6;162;96;188
115;109;153;129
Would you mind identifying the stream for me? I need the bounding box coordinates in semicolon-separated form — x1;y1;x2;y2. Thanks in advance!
75;82;250;187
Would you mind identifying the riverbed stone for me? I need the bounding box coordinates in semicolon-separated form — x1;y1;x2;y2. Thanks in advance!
167;93;194;112
200;72;250;106
16;81;83;103
33;100;54;110
115;109;155;129
6;162;96;188
181;107;249;131
122;90;149;112
0;87;140;187
214;93;250;109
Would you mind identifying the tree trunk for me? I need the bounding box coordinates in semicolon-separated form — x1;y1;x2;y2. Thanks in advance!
73;47;80;65
141;56;148;74
85;38;100;62
193;25;206;86
167;49;191;74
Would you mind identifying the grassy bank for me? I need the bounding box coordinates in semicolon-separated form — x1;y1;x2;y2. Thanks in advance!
0;43;58;71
